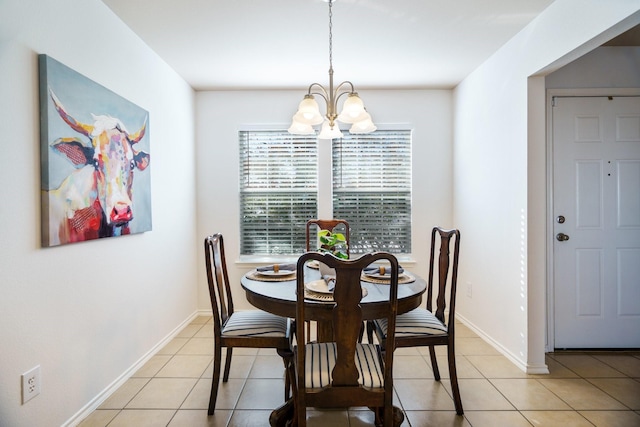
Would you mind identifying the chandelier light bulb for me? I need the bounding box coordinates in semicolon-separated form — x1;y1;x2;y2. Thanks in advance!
318;120;344;139
293;96;324;125
298;96;320;114
288;119;316;135
349;113;377;134
340;93;365;120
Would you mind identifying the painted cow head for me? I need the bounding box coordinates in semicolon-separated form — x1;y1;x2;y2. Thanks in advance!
50;90;150;232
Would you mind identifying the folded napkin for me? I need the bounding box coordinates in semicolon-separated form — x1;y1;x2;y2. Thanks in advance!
322;275;336;292
363;264;404;276
256;263;296;272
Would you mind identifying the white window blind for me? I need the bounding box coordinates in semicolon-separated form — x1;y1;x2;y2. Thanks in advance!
239;131;317;255
333;130;412;254
239;129;412;257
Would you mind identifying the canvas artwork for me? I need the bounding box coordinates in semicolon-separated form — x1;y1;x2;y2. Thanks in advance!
39;55;151;247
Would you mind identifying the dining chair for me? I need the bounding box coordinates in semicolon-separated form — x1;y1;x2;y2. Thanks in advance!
204;233;292;415
305;218;350;258
367;226;463;415
290;251;401;427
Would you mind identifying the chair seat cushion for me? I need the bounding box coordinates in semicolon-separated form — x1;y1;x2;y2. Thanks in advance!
303;342;383;389
222;310;289;337
376;308;447;338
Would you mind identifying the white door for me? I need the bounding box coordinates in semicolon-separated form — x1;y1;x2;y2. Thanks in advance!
553;96;640;349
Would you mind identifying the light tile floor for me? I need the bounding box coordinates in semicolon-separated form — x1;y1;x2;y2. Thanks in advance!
79;316;640;426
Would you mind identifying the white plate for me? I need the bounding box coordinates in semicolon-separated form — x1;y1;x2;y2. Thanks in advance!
306;260;320;269
364;268;404;279
256;269;295;277
305;279;333;294
364;271;391;279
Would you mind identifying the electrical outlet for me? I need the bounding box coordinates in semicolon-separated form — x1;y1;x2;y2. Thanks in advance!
466;282;472;298
21;365;41;404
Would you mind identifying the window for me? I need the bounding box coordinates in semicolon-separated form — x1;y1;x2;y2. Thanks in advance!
239;131;317;255
239;129;412;256
333;130;412;254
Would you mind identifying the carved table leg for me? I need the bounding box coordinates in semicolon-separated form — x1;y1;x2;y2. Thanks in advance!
269;399;294;427
392;406;405;426
315;320;333;342
372;405;405;427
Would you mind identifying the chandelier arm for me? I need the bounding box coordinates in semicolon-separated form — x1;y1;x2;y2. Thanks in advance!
307;83;330;105
331;81;357;123
333;92;352;112
334;80;356;95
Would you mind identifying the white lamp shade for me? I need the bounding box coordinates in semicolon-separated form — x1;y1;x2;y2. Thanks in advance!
318;120;343;139
349;113;377;134
288;118;316;135
294;96;324;125
337;93;368;123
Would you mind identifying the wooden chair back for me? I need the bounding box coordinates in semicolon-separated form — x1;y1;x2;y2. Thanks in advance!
293;251;399;425
427;227;461;332
204;233;233;337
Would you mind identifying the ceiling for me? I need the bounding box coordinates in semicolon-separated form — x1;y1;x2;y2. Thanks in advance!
102;0;561;90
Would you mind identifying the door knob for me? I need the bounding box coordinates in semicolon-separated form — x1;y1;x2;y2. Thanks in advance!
556;233;570;241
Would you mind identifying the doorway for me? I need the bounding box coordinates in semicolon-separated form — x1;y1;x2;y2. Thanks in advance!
550;93;640;349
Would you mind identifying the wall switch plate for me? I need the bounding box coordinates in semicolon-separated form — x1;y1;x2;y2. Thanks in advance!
466;282;472;298
21;365;41;404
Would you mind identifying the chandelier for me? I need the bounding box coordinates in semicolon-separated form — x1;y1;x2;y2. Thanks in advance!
288;0;376;139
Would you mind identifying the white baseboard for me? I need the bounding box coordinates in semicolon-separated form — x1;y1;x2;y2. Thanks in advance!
456;314;549;375
62;311;201;427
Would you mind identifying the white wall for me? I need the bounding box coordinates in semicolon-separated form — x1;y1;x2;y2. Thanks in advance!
547;46;640;88
0;1;198;425
195;89;453;311
453;0;640;372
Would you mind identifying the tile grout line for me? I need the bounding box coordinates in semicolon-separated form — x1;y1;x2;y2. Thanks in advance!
81;318;640;426
533;354;632;425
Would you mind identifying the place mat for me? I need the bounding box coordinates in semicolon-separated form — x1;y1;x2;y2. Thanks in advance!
360;272;416;284
256;263;296;274
245;270;296;282
304;287;368;302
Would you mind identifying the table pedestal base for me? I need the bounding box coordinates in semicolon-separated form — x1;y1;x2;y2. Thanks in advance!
268;400;404;427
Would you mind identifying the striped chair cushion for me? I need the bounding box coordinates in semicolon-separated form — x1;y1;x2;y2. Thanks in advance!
221;310;289;337
303;342;384;389
376;308;447;338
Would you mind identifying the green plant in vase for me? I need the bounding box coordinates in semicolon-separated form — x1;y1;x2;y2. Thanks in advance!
318;229;348;259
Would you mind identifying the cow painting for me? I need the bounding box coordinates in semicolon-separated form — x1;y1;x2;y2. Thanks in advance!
42;90;150;246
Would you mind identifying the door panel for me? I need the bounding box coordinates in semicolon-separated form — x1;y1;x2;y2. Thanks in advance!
618;160;640;227
576;248;602;316
618;249;640;316
576;160;602;228
553;96;640;348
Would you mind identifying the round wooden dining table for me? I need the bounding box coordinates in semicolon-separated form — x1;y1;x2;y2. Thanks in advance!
241;264;427;341
241;263;427;427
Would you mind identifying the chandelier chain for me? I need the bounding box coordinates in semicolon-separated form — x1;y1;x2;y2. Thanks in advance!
328;0;333;70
